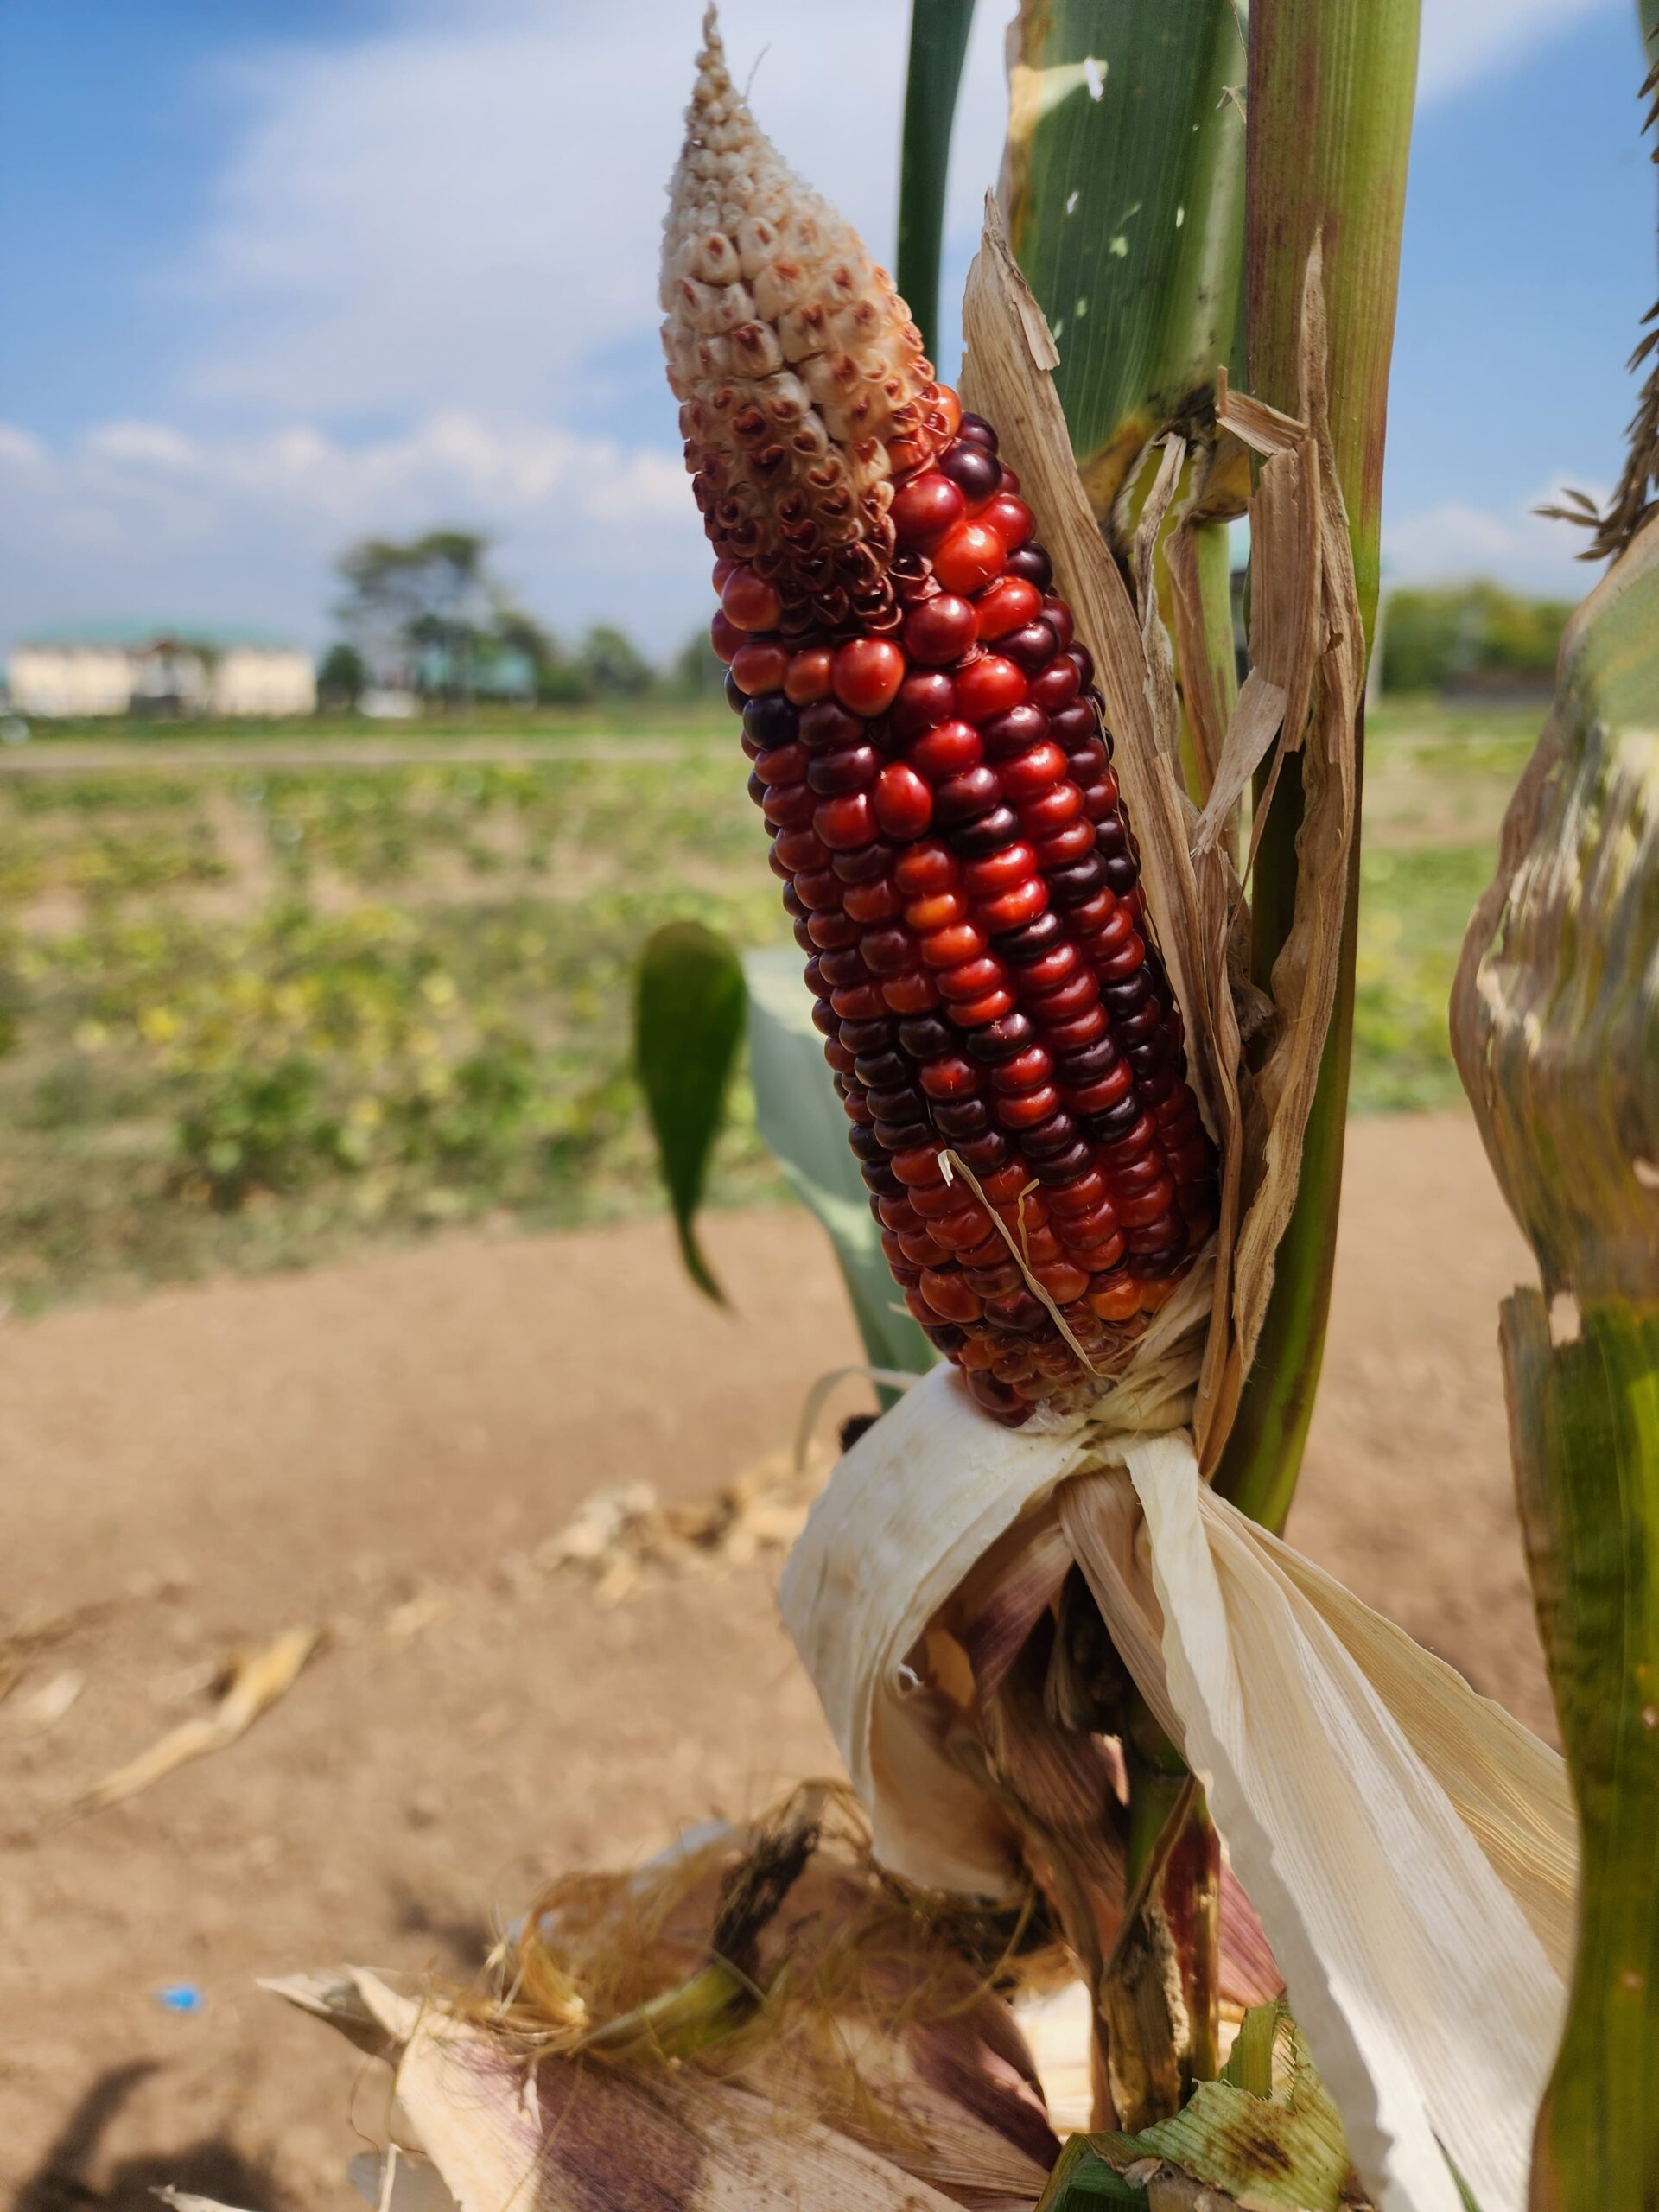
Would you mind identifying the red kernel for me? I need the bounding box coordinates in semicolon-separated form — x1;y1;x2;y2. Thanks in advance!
721;567;782;632
905;594;977;666
785;646;836;704
908;720;983;779
891;472;967;547
833;638;906;717
874;761;933;839
813;792;877;850
975;576;1043;642
982;493;1034;548
932;521;1007;594
956;655;1027;723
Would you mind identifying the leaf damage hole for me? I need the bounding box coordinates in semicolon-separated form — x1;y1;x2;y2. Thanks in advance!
1084;55;1106;101
1548;1290;1582;1348
1634;1158;1659;1191
1065;189;1080;216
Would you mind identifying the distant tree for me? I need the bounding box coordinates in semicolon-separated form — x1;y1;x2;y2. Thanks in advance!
316;642;366;709
672;626;727;702
1380;581;1572;696
577;624;653;698
335;529;493;704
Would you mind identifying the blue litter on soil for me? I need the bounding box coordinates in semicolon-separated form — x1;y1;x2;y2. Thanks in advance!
156;1982;205;2015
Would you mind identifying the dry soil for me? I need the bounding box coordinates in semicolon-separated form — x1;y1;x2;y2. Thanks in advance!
0;1110;1547;2210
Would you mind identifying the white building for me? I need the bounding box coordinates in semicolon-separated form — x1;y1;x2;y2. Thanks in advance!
6;626;316;720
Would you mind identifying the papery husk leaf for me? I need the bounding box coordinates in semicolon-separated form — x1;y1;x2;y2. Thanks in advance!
276;1815;1065;2212
779;1367;1573;2212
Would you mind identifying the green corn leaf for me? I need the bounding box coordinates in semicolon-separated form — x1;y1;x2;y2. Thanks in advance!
1215;0;1420;1532
897;0;976;359
1003;0;1248;526
744;947;936;1382
633;919;747;1305
1041;2005;1351;2212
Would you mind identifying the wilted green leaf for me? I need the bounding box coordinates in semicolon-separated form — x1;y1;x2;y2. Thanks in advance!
634;919;747;1303
744;946;935;1382
1046;2005;1352;2212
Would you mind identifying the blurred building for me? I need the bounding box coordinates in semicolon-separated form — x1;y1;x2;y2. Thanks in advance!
6;624;317;718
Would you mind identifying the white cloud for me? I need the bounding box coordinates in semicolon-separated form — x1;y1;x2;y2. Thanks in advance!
1382;472;1611;596
180;0;1014;421
1417;0;1623;105
0;412;709;655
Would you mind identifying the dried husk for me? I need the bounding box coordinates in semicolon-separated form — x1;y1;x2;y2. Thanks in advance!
271;1805;1067;2212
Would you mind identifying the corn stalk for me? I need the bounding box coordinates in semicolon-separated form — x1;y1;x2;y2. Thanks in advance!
1212;0;1419;1530
1452;22;1659;2166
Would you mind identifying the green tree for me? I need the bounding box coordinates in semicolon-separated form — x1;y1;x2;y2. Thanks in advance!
335;529;493;705
577;623;653;698
316;642;366;709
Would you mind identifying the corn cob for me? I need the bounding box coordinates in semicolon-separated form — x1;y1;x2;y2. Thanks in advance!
662;14;1216;1424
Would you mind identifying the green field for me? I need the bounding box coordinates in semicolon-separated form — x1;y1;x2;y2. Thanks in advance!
0;702;1537;1313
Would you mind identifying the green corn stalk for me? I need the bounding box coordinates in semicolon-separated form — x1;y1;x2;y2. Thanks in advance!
897;0;977;358
1212;0;1420;1531
1452;99;1659;2171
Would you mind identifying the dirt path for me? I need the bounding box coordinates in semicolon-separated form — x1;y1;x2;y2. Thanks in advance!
0;1112;1546;2209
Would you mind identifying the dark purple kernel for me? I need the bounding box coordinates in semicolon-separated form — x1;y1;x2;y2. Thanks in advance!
817;944;869;988
832;840;897;884
1056;1036;1121;1083
977;705;1050;760
1083;1096;1146;1143
868;1084;926;1124
798;699;864;753
1020;1111;1080;1160
861;1162;904;1196
874;1119;931;1153
1048;855;1109;903
957;413;998;452
931;1096;991;1139
806;745;879;796
847;1123;885;1163
947;805;1022;856
1001;620;1059;673
923;1321;967;1354
854;1049;909;1089
839;1017;895;1054
938;442;1001;503
1103;855;1140;895
1003;543;1053;589
953;1130;1011;1173
934;766;1003;823
1100;972;1153;1015
964;1012;1036;1063
743;692;798;748
1032;1140;1095;1185
898;1015;954;1060
994;910;1066;963
810;998;838;1038
792;918;816;952
725;668;747;715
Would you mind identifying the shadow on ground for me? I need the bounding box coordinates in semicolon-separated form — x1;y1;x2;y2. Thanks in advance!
13;2063;288;2212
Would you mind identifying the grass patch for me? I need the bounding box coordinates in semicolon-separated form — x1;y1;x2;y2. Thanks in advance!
0;705;1530;1311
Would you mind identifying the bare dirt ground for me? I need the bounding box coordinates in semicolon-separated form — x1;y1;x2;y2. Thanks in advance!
0;1111;1546;2211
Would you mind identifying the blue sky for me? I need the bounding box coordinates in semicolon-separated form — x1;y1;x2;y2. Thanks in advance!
1;0;1653;657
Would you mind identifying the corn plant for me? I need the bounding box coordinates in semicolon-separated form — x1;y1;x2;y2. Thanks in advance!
633;1;1640;2203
